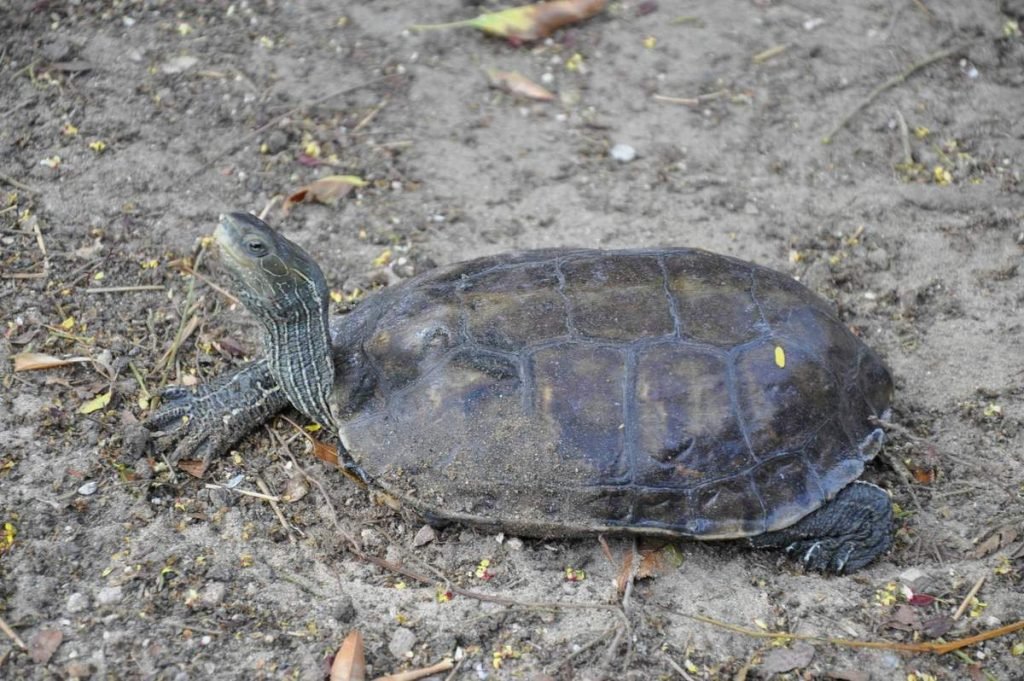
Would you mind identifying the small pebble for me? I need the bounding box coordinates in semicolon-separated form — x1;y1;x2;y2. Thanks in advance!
200;581;227;607
161;55;198;74
610;143;637;163
96;585;122;606
412;525;436;547
388;627;417;659
65;661;94;680
66;592;89;614
77;481;98;496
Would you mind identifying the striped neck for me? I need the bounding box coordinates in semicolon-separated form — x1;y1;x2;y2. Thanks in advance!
262;294;336;431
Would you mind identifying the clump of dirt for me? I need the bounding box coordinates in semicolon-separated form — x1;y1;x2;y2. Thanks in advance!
2;1;1023;679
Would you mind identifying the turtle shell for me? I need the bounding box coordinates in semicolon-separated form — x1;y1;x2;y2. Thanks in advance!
329;249;893;539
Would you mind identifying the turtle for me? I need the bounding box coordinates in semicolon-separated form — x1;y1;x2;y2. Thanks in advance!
146;212;896;574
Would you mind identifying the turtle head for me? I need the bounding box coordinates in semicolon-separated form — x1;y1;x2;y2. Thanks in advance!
214;212;329;324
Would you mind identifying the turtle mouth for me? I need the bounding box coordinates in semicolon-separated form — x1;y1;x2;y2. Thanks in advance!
213;214;255;273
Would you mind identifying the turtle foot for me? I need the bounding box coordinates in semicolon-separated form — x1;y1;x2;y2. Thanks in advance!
143;360;287;473
750;481;893;574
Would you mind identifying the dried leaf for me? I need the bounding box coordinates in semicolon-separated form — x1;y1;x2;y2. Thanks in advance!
28;628;63;664
13;352;92;372
908;593;937;606
282;175;367;215
972;525;1019;559
759;642;815;675
911;465;936;484
636;544;684;579
311;439;340;467
178;459;208;478
486;69;555;101
330;630;366;681
885;605;921;632
414;0;607;43
78;390;111;415
614;545;637;594
921;614;955;639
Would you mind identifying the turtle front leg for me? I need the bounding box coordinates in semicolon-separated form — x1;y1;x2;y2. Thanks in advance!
749;481;893;574
144;359;288;473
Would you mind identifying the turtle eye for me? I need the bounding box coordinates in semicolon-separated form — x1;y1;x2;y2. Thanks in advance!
246;239;267;256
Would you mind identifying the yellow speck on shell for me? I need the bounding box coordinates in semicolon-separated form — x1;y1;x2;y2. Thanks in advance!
774;345;786;368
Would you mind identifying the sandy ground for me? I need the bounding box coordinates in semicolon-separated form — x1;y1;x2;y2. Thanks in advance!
2;1;1023;679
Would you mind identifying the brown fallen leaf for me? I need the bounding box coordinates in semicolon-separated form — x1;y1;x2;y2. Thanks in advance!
311;439;340;467
282;175;367;216
487;69;555;101
413;0;607;43
178;459;208;478
331;630;366;681
759;642;815;675
972;525;1019;559
28;628;63;664
13;352;93;372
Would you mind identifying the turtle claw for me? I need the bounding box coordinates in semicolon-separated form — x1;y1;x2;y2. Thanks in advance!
141;360;289;473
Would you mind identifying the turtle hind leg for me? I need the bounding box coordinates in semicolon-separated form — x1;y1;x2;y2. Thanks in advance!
749;481;893;574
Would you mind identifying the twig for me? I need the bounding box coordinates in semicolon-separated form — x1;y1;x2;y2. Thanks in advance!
0;614;27;650
549;626;617;673
822;39;986;144
752;44;788;64
31;219;48;274
669;609;1024;655
169;259;239;305
894;108;913;165
266;425;364;554
442;656;465;681
256;476;295;543
0;173;39;194
84;285;165;294
203;483;279;502
952;574;986;620
187;75;397;180
652;89;729;107
0;271;45;279
374;658;454;681
353;99;388;134
661;651;696;681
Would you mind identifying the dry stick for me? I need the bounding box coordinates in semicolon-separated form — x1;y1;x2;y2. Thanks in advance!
661;651;697;681
170;261;239;305
894;108;913;166
550;626;617;673
0;173;39;194
203;483;279;502
442;657;465;681
952;574;986;620
0;614;27;650
681;611;1024;655
374;658;454;681
353;99;388;134
822;39;986;144
255;476;296;544
652;89;729;107
84;285;165;294
186;75;396;180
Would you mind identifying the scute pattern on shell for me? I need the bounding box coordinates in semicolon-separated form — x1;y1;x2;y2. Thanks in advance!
331;249;892;539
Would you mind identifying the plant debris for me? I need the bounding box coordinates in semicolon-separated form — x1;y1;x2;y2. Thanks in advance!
413;0;607;43
282;175;367;215
486;69;555;101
